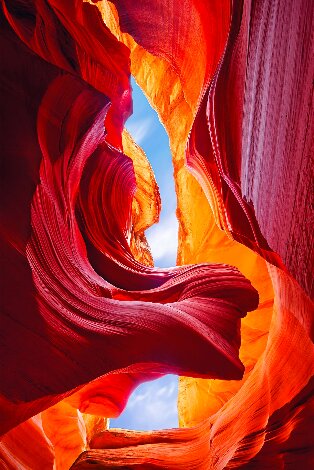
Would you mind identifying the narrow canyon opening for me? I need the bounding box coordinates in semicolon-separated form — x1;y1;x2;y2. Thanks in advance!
127;77;178;268
110;77;179;430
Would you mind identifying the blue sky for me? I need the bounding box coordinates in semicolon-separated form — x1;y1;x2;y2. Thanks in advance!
110;375;178;430
126;78;178;269
110;78;179;431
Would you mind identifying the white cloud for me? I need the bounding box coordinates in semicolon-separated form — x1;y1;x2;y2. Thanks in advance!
126;118;152;144
127;390;150;408
146;212;178;265
111;375;179;430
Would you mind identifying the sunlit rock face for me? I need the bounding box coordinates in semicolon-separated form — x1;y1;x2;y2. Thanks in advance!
0;0;313;469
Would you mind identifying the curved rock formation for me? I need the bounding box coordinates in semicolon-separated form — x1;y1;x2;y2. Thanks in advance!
0;0;313;468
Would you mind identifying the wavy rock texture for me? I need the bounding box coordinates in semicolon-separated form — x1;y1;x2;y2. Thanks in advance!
71;0;313;468
0;0;313;469
0;0;258;467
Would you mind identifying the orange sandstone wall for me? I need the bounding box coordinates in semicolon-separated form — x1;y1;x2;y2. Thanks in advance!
73;1;313;468
0;0;313;469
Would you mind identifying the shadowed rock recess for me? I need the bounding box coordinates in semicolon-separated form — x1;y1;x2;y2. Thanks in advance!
0;0;313;469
